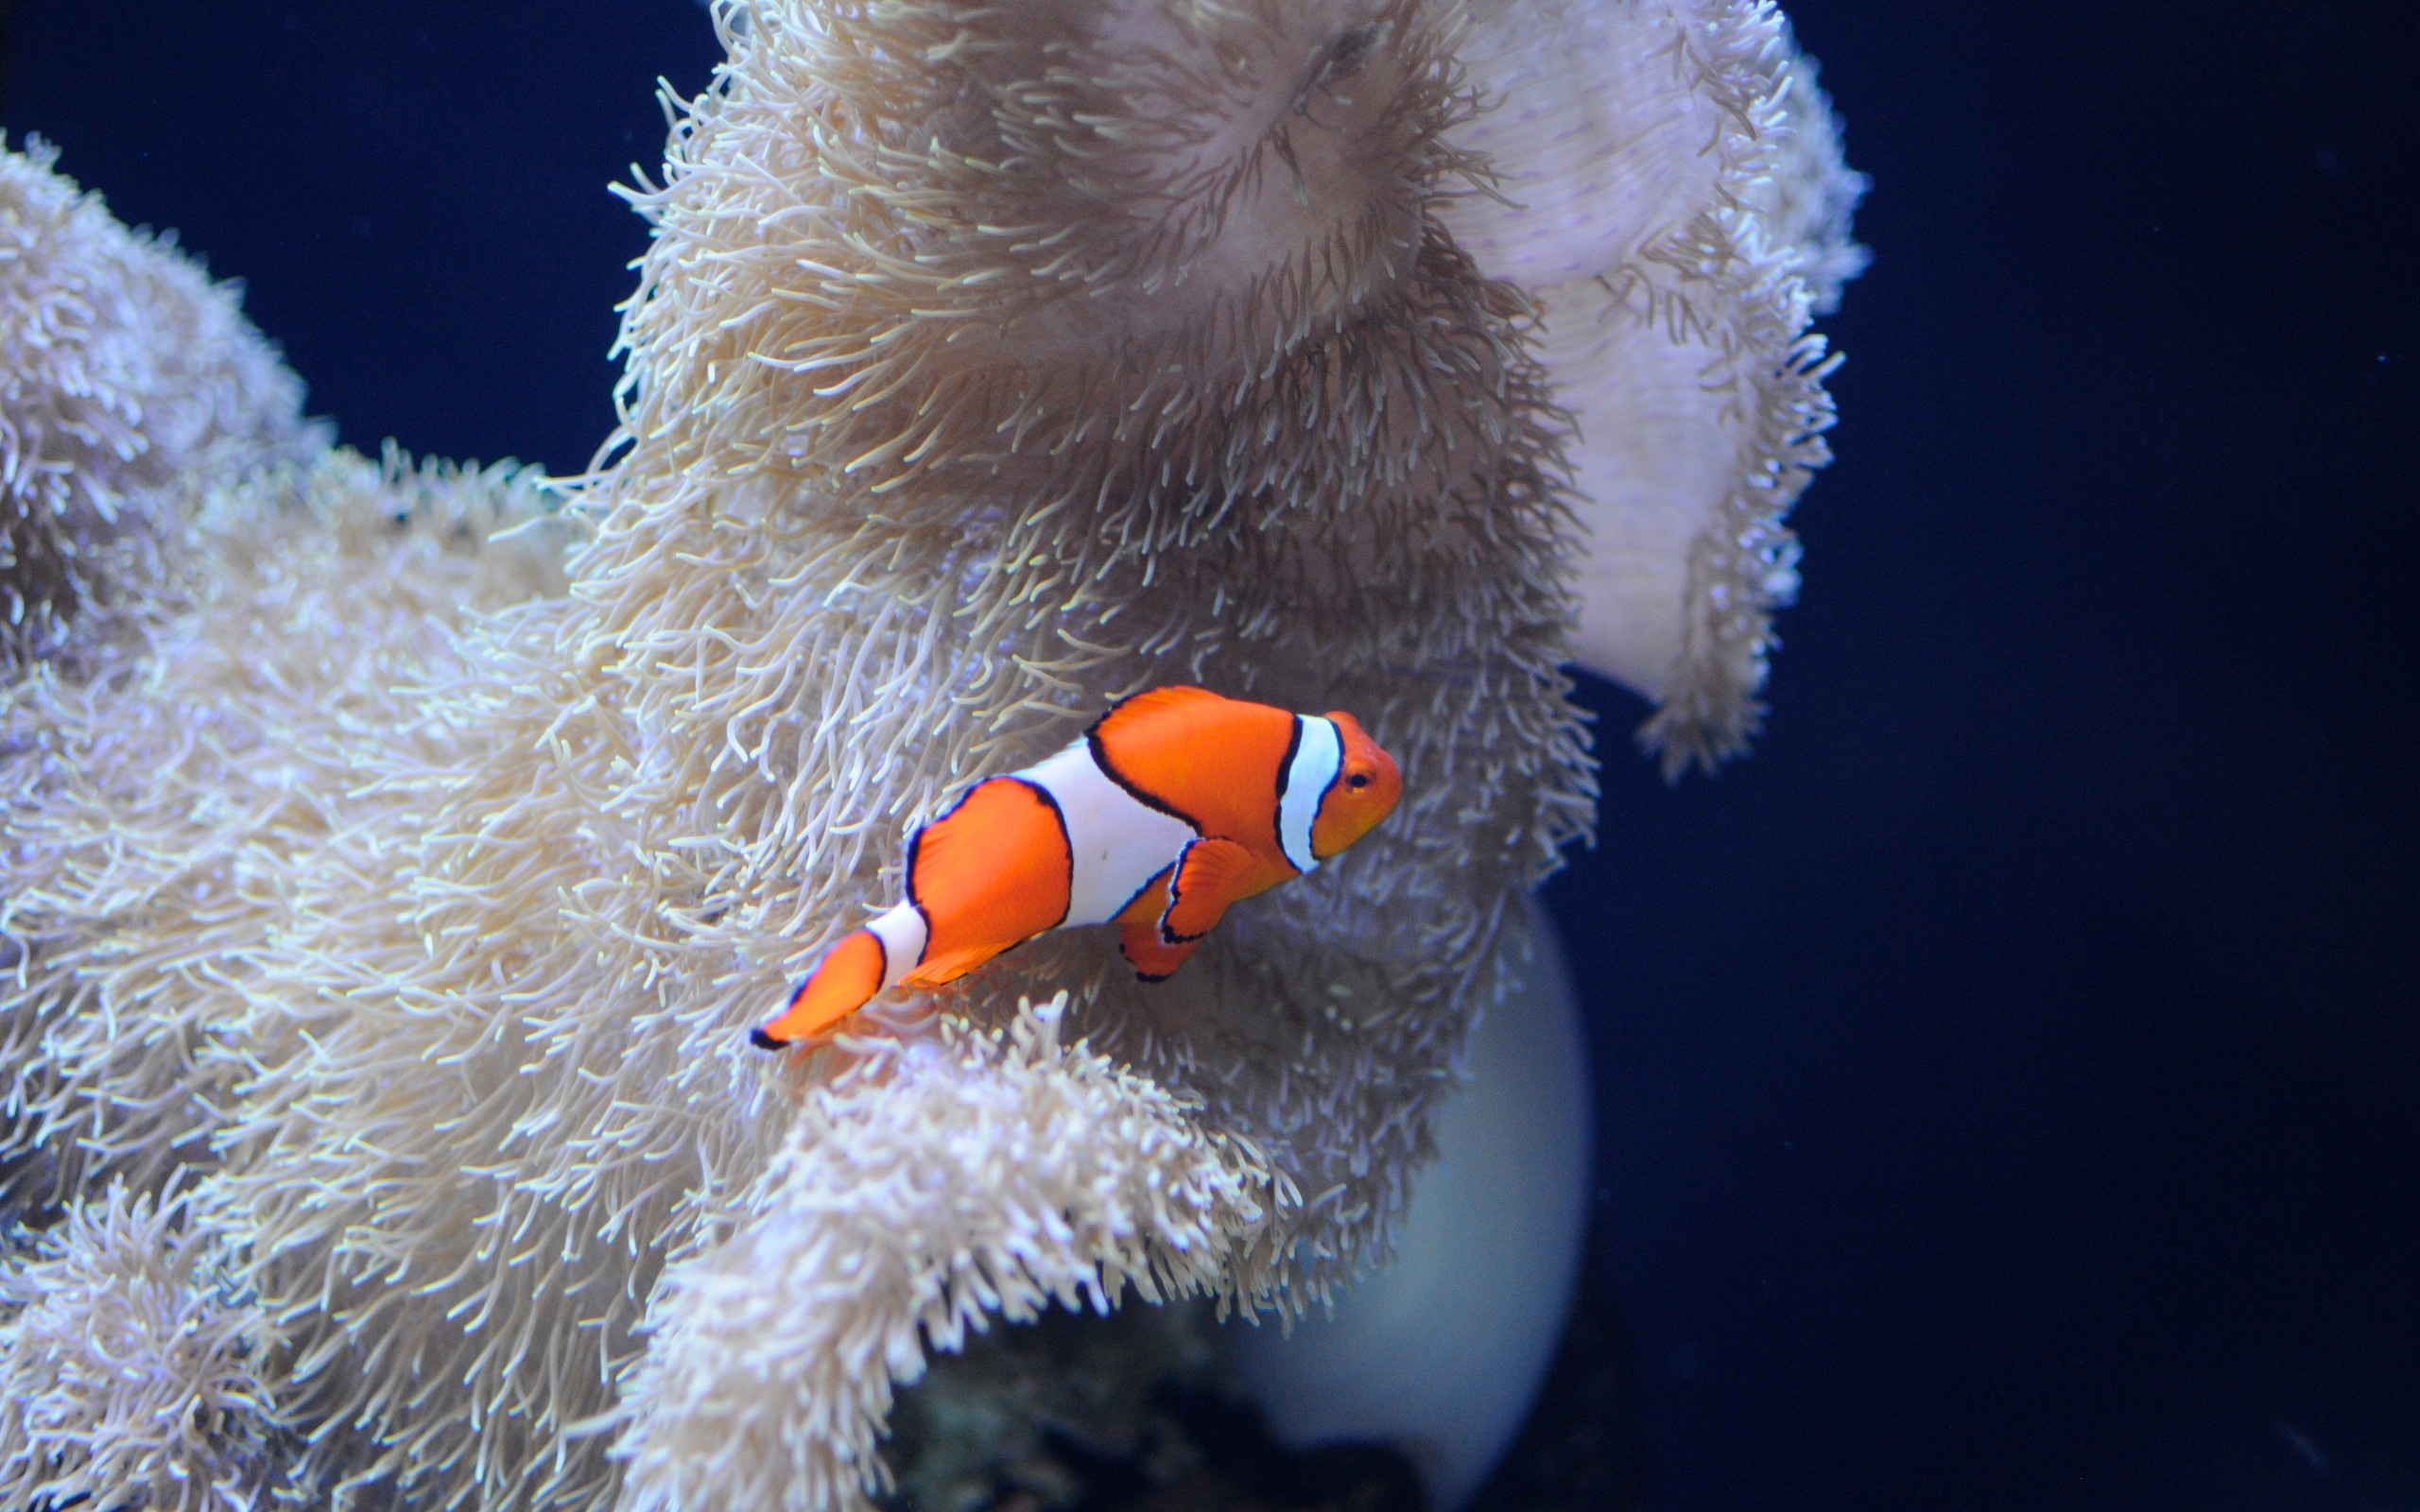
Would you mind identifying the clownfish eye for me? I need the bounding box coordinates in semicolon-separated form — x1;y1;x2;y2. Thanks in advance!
1345;771;1371;790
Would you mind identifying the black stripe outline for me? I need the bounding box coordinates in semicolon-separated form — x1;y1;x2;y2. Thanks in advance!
1305;762;1346;863
1162;840;1203;944
1085;707;1211;835
1110;860;1178;927
906;782;981;913
1010;777;1077;933
1270;713;1305;860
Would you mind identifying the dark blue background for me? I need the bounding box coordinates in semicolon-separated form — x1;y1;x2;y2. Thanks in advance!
9;3;2416;1508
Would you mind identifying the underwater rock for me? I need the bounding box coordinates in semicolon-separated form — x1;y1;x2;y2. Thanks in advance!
885;1300;1426;1512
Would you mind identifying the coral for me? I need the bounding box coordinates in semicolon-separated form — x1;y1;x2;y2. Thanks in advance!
615;998;1278;1511
0;134;317;670
0;2;1858;1509
0;1182;291;1512
0;443;568;1211
1440;0;1866;771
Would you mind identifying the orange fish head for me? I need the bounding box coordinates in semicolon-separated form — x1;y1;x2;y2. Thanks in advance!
1309;711;1404;861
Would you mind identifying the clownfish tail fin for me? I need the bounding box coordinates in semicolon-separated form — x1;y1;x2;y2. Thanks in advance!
752;928;889;1050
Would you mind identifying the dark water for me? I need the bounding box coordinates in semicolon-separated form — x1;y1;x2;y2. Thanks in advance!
1545;4;2420;1506
9;3;2416;1509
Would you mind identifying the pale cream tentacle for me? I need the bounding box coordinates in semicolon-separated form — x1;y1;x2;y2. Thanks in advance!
1443;0;1865;772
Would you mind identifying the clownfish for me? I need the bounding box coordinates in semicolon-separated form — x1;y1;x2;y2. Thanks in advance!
751;685;1404;1049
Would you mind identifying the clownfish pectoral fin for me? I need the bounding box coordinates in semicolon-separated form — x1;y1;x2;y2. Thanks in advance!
901;940;1015;988
1161;836;1256;944
1119;919;1200;981
753;928;888;1049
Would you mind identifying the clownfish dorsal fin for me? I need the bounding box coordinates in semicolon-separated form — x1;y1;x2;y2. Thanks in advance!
1160;836;1256;943
1090;686;1297;851
1093;684;1232;737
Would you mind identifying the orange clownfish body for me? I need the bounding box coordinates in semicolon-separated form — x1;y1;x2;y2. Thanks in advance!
752;685;1403;1049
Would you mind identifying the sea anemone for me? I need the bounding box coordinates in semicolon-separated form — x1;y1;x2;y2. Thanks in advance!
1441;0;1865;769
0;136;316;670
0;2;1858;1507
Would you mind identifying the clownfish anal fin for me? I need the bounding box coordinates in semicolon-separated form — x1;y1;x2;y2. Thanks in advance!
1120;920;1200;981
1161;836;1256;944
1115;864;1185;979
